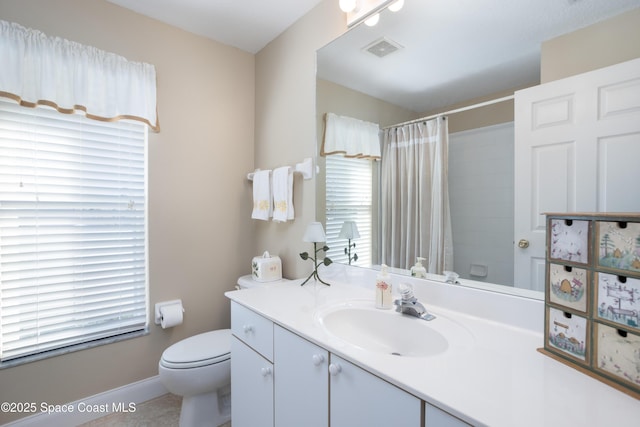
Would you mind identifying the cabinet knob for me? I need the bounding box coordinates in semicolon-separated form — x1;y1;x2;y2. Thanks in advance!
243;325;254;333
261;367;272;377
329;363;342;376
312;354;325;366
518;239;530;249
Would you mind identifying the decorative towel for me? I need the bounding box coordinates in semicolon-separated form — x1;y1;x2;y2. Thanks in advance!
272;166;294;222
251;169;272;220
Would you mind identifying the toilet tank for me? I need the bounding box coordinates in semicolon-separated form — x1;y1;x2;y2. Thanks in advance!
236;275;290;290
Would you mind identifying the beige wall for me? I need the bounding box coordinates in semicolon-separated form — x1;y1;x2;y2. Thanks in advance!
0;0;255;423
253;1;345;279
541;7;640;83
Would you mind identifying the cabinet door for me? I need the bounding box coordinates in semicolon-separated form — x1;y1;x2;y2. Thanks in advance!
425;402;471;427
274;325;329;427
329;354;420;427
231;336;274;427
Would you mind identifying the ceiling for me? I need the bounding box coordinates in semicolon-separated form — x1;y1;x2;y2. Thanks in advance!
106;0;325;53
106;0;640;113
317;0;640;113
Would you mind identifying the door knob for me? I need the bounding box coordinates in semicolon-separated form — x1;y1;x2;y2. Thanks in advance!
518;239;530;249
261;367;272;377
312;354;325;366
329;363;342;376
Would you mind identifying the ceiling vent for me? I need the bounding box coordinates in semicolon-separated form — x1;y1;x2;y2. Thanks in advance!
363;37;403;58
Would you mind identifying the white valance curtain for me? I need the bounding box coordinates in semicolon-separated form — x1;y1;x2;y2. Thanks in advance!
0;20;159;131
321;113;381;159
379;117;453;273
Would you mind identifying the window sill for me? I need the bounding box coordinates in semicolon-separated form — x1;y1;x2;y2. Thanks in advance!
0;329;149;369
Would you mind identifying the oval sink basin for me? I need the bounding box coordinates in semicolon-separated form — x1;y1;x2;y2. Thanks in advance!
316;301;472;357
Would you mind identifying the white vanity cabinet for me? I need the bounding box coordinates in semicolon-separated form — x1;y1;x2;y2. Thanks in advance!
329;354;421;426
231;301;470;427
231;302;275;427
273;325;328;427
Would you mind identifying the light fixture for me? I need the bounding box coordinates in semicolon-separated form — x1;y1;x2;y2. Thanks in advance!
339;221;360;265
339;0;358;13
299;222;332;286
341;0;398;28
388;0;404;12
364;13;380;26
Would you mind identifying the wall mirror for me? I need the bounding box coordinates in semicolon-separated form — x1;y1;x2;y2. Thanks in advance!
315;0;639;299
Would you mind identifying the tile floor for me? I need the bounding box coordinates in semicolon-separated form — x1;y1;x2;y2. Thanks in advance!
78;393;231;427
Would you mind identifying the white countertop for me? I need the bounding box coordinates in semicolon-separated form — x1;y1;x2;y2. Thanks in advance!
226;268;640;427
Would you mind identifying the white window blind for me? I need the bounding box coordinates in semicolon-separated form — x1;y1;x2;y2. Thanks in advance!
325;155;373;267
0;99;148;362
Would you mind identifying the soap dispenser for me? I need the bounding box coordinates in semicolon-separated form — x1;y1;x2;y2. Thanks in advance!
376;264;392;309
410;257;427;278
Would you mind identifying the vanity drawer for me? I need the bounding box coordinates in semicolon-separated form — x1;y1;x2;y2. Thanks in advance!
594;322;640;393
548;218;590;265
596;220;640;277
545;306;589;365
547;263;589;313
595;273;640;332
231;301;274;362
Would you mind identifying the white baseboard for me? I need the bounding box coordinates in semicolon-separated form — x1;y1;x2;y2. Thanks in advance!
3;376;168;427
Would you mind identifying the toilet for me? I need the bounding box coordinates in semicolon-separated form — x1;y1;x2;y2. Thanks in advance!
158;329;231;427
158;275;289;426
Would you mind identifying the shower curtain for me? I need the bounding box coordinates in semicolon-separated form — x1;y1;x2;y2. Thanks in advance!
379;117;453;273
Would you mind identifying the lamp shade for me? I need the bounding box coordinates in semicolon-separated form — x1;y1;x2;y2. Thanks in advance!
303;222;327;243
338;221;360;240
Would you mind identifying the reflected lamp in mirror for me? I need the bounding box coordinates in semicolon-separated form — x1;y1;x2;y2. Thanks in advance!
339;221;360;265
300;222;332;286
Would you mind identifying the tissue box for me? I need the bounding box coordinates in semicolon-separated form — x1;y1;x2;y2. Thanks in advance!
252;251;282;282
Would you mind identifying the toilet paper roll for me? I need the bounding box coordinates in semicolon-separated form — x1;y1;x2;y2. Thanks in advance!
160;304;184;329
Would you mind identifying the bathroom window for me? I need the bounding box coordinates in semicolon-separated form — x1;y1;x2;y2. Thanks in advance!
0;99;148;363
325;155;374;267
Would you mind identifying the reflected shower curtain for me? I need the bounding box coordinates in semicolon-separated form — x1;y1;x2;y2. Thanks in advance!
379;117;453;273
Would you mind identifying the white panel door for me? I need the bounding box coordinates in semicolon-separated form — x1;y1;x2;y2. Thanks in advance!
514;57;640;291
273;325;328;427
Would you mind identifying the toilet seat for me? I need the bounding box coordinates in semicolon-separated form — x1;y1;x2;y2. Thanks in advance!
160;329;231;369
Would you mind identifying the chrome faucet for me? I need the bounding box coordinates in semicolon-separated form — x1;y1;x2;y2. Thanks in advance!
394;284;435;321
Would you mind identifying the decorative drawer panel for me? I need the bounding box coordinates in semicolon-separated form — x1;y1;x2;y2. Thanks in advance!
547;263;589;313
546;306;589;364
549;218;590;265
595;272;640;332
594;322;640;393
597;221;640;276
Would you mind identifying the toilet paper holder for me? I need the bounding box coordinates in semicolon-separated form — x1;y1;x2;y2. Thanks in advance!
154;299;184;325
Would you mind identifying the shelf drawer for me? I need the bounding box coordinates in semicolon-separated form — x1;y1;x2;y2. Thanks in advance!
594;322;640;393
231;301;274;362
545;306;589;365
596;220;640;277
548;218;590;265
547;263;589;313
595;272;640;332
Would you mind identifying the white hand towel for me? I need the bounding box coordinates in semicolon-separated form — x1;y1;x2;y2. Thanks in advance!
251;169;272;220
272;166;294;222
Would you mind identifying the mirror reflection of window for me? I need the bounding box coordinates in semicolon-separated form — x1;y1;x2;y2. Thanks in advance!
325;155;373;267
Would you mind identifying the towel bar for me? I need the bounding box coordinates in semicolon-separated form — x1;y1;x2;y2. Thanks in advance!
247;157;316;181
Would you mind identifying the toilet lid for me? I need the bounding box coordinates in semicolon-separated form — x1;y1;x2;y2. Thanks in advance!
161;329;231;369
